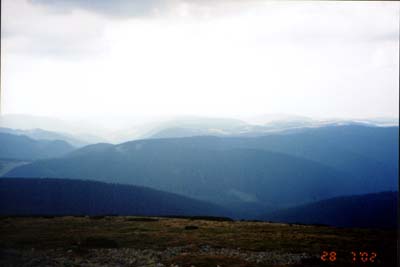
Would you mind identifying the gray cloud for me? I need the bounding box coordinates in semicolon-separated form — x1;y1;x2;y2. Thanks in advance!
2;0;398;121
30;0;165;18
368;31;399;42
2;0;109;58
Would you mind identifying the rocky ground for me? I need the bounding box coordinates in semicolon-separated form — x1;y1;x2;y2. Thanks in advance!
0;245;315;267
0;216;395;267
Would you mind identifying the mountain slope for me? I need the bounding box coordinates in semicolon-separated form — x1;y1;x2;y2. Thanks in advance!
0;127;88;147
259;191;398;229
0;178;230;217
4;142;364;216
5;125;398;217
139;125;399;192
235;125;399;192
0;114;108;144
145;116;399;139
142;117;249;139
0;133;75;160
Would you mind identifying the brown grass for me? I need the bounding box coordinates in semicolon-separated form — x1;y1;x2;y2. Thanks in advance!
0;216;396;266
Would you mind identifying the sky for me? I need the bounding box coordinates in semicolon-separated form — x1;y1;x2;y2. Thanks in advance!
1;0;399;125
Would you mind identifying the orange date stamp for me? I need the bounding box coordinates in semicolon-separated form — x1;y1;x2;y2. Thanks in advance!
321;251;377;263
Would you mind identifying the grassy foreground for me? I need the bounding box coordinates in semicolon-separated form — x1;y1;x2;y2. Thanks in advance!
0;216;396;267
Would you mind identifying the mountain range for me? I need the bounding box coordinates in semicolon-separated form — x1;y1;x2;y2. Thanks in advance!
2;114;398;144
0;178;396;228
0;178;229;217
5;125;398;218
0;127;88;147
120;115;400;141
0;133;74;160
260;191;398;228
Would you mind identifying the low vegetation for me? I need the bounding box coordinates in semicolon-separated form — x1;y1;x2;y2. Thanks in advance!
0;216;396;266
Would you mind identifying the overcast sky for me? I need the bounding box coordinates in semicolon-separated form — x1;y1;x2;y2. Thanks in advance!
1;0;399;123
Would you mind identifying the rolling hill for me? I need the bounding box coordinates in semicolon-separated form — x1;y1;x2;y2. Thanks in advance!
5;125;398;217
0;127;88;147
260;191;398;229
0;133;75;160
144;116;398;139
0;114;109;144
0;178;229;217
5;145;353;216
141;125;399;192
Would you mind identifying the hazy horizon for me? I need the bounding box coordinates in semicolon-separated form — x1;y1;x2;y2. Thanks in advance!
1;0;399;126
0;112;398;138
